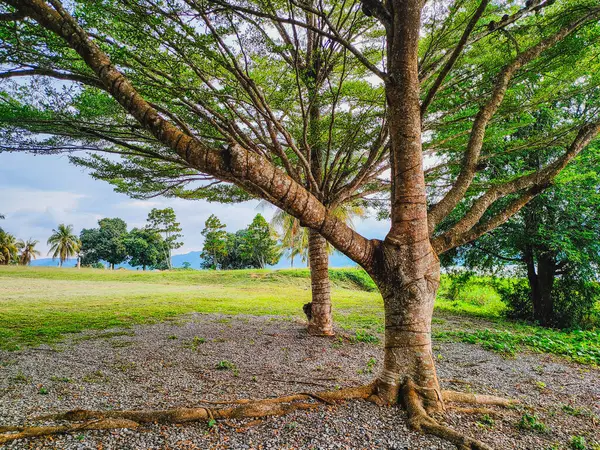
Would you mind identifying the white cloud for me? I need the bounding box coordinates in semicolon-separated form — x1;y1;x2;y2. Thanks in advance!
0;152;390;259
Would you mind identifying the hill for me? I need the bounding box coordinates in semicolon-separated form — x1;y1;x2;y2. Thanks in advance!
30;251;356;270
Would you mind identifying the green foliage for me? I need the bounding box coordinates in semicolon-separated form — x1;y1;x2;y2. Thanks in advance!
238;214;280;269
215;360;236;370
495;279;533;321
570;436;588;450
477;414;495;428
200;214;228;269
202;214;280;270
0;228;18;265
80;218;128;269
47;224;80;266
562;405;586;417
517;413;548;432
495;277;599;329
125;228;165;270
435;328;600;366
449;153;600;329
146;208;182;269
446;269;475;302
184;336;206;350
351;330;380;344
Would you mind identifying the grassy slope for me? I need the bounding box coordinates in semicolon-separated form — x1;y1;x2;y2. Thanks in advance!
0;266;598;365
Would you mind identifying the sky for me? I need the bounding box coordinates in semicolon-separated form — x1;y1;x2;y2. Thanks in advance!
0;152;391;259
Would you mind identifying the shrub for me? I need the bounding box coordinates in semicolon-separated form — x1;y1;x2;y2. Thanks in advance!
495;279;532;321
446;269;475;302
495;276;599;329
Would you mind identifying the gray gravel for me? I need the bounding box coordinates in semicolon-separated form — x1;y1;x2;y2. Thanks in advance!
1;314;598;449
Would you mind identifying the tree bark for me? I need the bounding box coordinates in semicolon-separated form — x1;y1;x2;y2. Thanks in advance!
307;229;334;336
527;252;556;327
370;241;443;412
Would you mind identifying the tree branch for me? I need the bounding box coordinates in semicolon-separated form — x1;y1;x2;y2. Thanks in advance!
427;9;600;235
0;68;103;89
9;0;375;268
432;121;600;253
420;0;489;118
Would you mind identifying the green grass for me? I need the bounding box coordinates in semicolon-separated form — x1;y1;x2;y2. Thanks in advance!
0;266;598;366
0;266;383;350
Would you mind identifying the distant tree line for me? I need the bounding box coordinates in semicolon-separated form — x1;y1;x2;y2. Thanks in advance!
201;214;280;270
80;207;182;270
0;214;42;266
0;208;182;270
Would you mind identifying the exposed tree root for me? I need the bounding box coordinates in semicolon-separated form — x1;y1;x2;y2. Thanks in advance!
0;381;518;449
402;380;494;450
0;385;373;445
442;390;518;407
0;419;140;444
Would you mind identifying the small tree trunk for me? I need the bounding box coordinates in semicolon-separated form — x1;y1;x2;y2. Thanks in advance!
534;254;556;327
306;229;334;336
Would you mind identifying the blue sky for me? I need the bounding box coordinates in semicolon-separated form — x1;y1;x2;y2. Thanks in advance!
0;152;390;259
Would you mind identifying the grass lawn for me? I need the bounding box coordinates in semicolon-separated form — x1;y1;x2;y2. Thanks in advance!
0;266;598;365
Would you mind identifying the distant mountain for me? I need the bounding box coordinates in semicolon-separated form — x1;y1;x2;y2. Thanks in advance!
29;250;356;270
30;258;78;268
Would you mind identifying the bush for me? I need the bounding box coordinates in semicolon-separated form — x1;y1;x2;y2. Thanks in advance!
552;277;599;329
495;276;599;329
495;279;532;321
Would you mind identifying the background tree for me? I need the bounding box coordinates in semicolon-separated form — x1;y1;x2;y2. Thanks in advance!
47;224;80;267
271;204;366;334
125;228;164;271
447;152;600;328
2;0;600;447
200;214;228;270
17;238;40;266
80;218;128;269
239;214;280;269
146;207;183;269
0;228;17;265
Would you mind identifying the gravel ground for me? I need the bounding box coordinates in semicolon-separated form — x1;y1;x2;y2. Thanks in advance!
1;314;598;450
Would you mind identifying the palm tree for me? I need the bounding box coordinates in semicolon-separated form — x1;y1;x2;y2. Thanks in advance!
0;230;18;265
17;239;41;265
271;203;366;267
47;224;80;267
270;203;367;335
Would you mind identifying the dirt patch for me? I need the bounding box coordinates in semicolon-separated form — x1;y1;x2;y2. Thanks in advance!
1;314;598;449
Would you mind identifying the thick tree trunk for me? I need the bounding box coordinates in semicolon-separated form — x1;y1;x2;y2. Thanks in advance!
371;242;443;412
306;229;334;336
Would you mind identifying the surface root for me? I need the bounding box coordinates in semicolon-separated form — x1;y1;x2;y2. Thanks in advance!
402;380;496;450
0;384;374;445
442;390;518;407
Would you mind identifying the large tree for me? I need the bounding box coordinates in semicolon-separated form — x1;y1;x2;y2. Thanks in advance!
146;207;183;269
200;214;228;269
2;0;600;448
239;213;281;269
448;152;600;328
80;218;128;269
125;227;165;271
